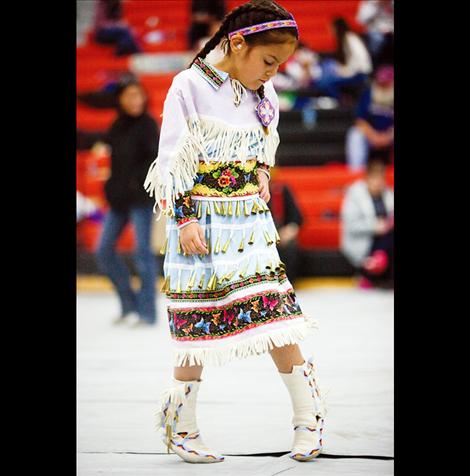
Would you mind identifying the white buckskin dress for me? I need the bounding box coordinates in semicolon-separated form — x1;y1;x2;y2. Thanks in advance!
144;56;317;367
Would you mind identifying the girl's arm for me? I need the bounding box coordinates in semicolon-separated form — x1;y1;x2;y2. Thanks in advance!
143;79;200;228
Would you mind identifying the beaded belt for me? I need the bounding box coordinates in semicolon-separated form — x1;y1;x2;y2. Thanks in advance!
172;159;270;228
191;158;260;197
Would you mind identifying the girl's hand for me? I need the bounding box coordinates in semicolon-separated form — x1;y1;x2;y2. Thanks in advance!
179;222;208;255
257;170;271;202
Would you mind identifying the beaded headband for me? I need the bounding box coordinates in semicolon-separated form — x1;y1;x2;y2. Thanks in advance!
228;17;298;40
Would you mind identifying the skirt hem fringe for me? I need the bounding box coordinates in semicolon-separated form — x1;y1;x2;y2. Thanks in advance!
173;315;318;367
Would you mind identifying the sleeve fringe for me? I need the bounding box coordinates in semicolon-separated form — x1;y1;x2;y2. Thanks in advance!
143;117;280;221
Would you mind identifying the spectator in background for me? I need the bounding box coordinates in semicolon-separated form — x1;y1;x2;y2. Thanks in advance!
94;0;142;56
314;17;372;102
77;191;102;223
94;77;160;327
272;41;322;92
340;159;394;289
269;41;323;112
267;170;305;286
188;0;226;50
271;41;343;112
345;65;394;171
356;0;394;67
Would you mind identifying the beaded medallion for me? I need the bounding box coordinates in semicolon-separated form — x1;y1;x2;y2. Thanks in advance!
255;96;275;127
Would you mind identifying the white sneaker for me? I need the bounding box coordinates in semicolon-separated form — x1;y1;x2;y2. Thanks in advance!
112;311;140;326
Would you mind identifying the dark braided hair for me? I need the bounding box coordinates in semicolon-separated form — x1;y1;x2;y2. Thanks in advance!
188;0;298;102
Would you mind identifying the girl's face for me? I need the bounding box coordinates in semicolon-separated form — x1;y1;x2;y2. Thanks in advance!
119;84;147;116
225;36;297;90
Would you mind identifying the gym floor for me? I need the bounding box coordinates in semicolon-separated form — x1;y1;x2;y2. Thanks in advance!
77;282;393;475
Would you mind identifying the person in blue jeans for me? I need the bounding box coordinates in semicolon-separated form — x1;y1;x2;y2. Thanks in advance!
94;76;160;326
345;65;394;171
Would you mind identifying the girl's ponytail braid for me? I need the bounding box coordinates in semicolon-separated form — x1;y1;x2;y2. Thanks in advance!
188;26;226;68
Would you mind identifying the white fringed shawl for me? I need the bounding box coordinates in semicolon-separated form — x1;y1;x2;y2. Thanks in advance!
143;69;280;221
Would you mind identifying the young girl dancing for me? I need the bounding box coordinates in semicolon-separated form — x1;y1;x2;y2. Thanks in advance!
144;0;325;464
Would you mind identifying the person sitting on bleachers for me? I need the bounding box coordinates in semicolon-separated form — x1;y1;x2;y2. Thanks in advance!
313;17;372;102
93;0;142;56
267;170;305;286
345;65;394;171
340;158;394;289
188;0;226;50
356;0;394;68
271;41;321;92
270;41;327;112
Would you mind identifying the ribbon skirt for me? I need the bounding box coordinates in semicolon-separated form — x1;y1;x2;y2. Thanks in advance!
159;159;317;367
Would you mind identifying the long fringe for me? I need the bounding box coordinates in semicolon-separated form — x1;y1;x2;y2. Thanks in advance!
174;315;318;367
144;129;202;222
188;115;280;167
154;381;191;452
305;356;328;420
154;383;188;430
143;116;280;221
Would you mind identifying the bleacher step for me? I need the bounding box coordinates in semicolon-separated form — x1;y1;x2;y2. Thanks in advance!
279;124;350;143
276;142;345;166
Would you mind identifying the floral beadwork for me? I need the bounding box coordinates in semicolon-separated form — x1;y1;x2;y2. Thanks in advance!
171;160;269;224
192;161;260;196
169;286;302;340
174;191;197;227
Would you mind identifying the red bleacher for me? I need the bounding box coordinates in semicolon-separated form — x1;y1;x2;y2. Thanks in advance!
122;0;190;52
